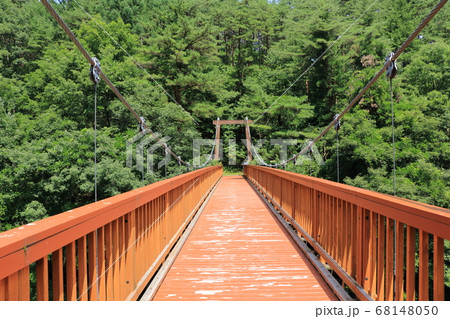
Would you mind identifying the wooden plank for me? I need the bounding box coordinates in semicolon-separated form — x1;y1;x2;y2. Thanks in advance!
325;194;331;255
0;278;5;300
213;122;220;160
143;204;150;274
6;272;19;300
369;211;377;297
304;186;309;233
418;230;429;301
356;206;364;285
104;223;114;300
77;236;88;301
52;248;64;301
244;123;252;161
112;219;120;300
363;210;371;292
141;177;217;301
332;197;337;261
292;184;297;222
342;202;350;273
66;242;77;300
326;195;331;256
323;195;329;256
135;207;143;279
406;226;416;301
97;227;106;300
129;211;137;289
307;187;312;235
87;231;98;300
315;190;321;249
338;199;344;269
213;120;253;125
119;217;126;300
124;213;132;296
350;204;357;278
18;267;30;300
344;200;349;271
395;222;405;301
433;236;444;301
154;176;340;301
385;218;394;300
377;215;385;301
150;200;156;267
36;256;48;301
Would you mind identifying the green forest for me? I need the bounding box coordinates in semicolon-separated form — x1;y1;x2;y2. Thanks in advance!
0;0;448;232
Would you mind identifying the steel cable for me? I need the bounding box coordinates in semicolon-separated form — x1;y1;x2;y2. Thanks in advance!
254;0;381;123
252;0;448;168
41;0;192;168
390;78;396;196
71;0;198;125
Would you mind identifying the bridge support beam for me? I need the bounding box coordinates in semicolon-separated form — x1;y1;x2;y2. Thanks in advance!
212;118;253;162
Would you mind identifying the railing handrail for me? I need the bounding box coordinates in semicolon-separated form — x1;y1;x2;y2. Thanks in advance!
246;165;450;240
245;165;448;301
0;166;220;280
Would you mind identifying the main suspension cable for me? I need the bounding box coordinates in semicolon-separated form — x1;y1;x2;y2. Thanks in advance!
252;0;448;168
41;0;193;169
71;0;198;125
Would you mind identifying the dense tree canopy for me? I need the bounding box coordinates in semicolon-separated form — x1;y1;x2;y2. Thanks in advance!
0;0;448;236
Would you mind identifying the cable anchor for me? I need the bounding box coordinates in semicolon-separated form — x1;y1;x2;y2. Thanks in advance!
162;142;169;156
333;114;341;131
307;141;314;153
385;52;397;80
139;117;146;132
90;57;101;85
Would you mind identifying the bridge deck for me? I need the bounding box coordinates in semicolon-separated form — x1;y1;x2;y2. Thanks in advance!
152;176;337;301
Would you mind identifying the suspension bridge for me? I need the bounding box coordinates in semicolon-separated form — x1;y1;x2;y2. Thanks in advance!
0;0;449;301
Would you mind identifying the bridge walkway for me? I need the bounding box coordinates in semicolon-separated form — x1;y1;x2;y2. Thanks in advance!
151;176;337;301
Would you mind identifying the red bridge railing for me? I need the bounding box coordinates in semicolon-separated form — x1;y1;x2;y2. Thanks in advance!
244;165;449;301
0;166;222;300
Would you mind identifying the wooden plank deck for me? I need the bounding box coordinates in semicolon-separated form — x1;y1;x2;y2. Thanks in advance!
152;176;337;301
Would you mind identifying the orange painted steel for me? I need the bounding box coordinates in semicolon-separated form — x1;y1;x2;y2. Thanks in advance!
244;165;450;301
0;166;222;301
153;176;337;301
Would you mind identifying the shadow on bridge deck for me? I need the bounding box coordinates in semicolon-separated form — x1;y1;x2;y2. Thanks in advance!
150;176;337;301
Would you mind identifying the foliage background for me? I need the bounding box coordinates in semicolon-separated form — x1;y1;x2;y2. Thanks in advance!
0;0;449;285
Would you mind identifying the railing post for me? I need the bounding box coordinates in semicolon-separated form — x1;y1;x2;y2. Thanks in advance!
356;206;364;285
377;215;385;301
395;222;405;301
386;218;394;300
66;242;77;300
87;231;98;301
242;165;449;301
418;230;429;301
406;226;416;300
36;257;49;301
433;236;444;300
52;249;64;301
